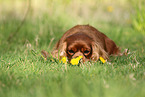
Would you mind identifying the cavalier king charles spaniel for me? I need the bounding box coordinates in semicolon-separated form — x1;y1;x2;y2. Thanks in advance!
42;25;120;62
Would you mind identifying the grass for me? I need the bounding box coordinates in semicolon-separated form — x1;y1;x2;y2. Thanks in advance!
0;0;145;97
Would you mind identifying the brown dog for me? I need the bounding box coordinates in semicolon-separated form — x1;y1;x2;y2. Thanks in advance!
42;25;120;62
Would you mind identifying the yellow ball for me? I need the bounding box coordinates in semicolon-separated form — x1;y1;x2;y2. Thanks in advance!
70;56;83;65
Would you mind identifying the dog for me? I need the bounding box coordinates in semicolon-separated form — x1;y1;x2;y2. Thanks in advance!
42;25;120;62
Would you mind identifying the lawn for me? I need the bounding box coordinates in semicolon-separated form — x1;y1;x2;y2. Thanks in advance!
0;0;145;97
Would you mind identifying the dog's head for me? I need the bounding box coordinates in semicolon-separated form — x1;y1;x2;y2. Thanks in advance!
55;33;108;62
66;33;93;62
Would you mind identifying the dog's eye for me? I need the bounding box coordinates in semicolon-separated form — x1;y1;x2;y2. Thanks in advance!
84;50;90;55
68;50;74;55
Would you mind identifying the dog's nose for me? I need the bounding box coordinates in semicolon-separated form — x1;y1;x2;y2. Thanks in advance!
72;52;84;58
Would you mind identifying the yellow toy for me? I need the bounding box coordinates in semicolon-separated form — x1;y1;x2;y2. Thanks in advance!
59;57;67;64
70;56;83;65
60;56;105;64
99;57;106;63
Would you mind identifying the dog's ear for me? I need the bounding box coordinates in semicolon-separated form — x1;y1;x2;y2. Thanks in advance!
51;42;67;59
91;42;108;61
104;37;120;55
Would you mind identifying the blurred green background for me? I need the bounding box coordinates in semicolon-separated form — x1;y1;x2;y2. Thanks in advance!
0;0;144;53
0;0;145;97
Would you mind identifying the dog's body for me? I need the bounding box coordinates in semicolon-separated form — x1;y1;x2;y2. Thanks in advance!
50;25;120;62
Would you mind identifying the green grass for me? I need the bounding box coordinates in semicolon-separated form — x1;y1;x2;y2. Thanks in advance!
0;0;145;97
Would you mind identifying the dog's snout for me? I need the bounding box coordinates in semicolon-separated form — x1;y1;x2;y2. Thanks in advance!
72;52;83;58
